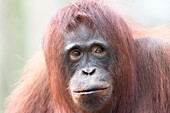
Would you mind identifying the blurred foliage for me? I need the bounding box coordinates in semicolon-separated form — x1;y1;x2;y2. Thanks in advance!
1;0;26;112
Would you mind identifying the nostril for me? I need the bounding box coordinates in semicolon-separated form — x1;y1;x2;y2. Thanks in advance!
89;69;96;75
82;70;89;75
82;68;96;75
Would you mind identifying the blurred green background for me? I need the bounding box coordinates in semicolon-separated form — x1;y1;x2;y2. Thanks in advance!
0;0;170;112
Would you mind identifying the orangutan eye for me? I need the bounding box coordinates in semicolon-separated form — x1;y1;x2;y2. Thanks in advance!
92;45;106;57
70;49;83;61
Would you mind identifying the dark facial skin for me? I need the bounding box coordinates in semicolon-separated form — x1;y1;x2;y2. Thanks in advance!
63;24;114;111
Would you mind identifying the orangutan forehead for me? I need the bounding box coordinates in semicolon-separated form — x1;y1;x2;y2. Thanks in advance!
63;24;103;42
65;14;95;32
55;1;118;39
